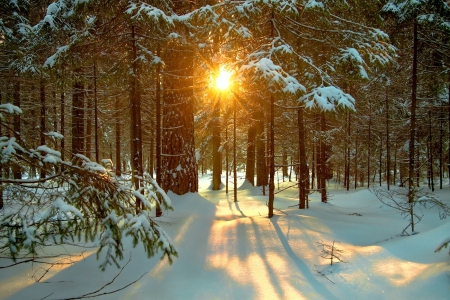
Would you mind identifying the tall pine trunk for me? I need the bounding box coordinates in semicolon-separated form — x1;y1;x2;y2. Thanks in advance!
246;116;256;186
130;25;144;212
115;97;122;177
161;42;198;194
408;19;418;205
298;107;307;209
212;95;222;190
40;81;46;179
12;81;21;179
72;79;85;158
268;94;275;217
256;109;266;188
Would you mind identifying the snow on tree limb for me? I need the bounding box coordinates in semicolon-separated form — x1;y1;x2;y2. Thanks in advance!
300;86;355;111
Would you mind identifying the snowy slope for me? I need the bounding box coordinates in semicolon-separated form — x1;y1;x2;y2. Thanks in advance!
1;174;449;299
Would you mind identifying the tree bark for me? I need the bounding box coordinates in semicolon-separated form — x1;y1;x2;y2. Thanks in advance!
12;81;21;179
298;107;307;209
212;94;222;190
115;97;122;177
408;19;418;204
40;81;46;179
439;106;443;189
268;94;275;217
94;62;99;162
256;109;266;188
320;112;327;202
385;86;390;190
85;86;93;160
161;42;198;194
130;25;144;212
72;79;85;158
60;92;65;170
246;115;256;186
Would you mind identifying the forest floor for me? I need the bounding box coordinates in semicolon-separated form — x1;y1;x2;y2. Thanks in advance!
1;173;450;299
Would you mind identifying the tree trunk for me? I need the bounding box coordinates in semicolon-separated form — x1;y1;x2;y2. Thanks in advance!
298;107;307;209
256;109;266;188
439;106;443;189
320;112;327;202
60;92;65;170
161;42;198;194
448;73;450;184
408;19;418;204
429;110;434;191
282;151;288;179
40;81;46;179
130;25;144;212
12;81;21;179
233;94;238;202
72;79;85;158
94;62;99;162
367;109;371;188
0;91;3;208
212;95;222;190
354;133;358;189
379;134;382;186
311;139;315;190
346;112;351;190
386;86;390;190
156;44;162;216
115;97;122;177
268;94;275;217
85;86;93;160
246;116;256;185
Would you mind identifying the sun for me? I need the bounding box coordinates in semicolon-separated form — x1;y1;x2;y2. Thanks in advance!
215;68;232;90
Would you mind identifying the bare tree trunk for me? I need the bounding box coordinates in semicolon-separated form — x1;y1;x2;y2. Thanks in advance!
256;109;266;188
85;86;93;160
298;107;307;209
233;94;238;202
379;134;382;186
12;81;21;179
354;133;358;189
368;109;371;188
268;93;275;217
94;62;99;162
40;81;46;179
161;42;198;194
346;112;350;190
320;112;327;202
0;91;3;208
429;110;434;191
448;74;450;184
311;139;315;190
386;86;390;190
212;95;222;190
408;19;418;205
226;122;229;193
246;116;256;185
60;92;65;170
155;44;162;216
115;97;122;177
72;79;85;158
439;106;443;189
130;25;144;212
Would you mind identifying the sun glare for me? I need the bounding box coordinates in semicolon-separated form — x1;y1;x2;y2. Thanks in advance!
215;68;232;90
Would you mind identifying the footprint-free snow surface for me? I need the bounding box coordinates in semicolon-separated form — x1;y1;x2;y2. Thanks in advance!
1;174;449;299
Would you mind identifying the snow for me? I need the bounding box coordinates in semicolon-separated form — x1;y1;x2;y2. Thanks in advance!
0;103;22;117
44;132;64;139
1;174;450;299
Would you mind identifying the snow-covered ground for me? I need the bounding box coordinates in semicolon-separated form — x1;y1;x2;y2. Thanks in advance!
1;173;449;299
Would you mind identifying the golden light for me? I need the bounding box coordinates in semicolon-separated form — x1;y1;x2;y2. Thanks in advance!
215;68;232;90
